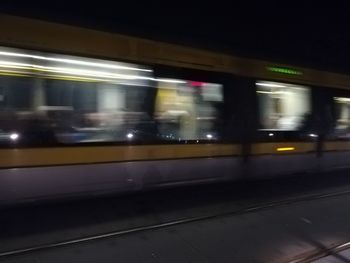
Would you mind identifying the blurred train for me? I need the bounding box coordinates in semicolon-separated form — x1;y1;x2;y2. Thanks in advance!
1;15;350;204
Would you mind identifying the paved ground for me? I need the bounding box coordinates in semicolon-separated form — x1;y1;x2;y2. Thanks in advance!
3;171;350;262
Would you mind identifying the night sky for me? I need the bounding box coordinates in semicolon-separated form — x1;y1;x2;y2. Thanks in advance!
0;1;349;74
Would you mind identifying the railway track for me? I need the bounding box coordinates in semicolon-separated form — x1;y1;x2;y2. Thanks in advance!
2;188;350;260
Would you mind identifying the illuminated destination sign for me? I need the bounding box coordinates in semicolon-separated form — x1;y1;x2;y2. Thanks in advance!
267;66;303;75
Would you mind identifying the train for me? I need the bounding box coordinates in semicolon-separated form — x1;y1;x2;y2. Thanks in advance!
0;14;350;205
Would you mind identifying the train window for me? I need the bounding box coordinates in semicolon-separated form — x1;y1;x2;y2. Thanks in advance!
0;76;34;110
155;79;223;140
43;79;155;143
257;81;311;131
334;97;350;138
45;79;97;111
0;46;159;145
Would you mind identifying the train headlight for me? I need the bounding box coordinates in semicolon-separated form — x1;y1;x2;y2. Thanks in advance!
126;133;133;139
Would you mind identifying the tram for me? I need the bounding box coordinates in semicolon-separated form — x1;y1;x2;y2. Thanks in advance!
0;15;349;204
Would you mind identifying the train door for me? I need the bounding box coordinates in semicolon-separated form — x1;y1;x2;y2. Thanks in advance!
143;66;244;185
249;80;320;178
321;87;350;170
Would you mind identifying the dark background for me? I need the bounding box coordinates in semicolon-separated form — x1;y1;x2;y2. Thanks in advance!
0;1;349;73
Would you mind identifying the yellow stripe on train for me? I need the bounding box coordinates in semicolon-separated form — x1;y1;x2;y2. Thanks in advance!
0;144;241;168
0;142;319;168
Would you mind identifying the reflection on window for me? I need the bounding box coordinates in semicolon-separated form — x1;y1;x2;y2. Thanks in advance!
43;80;153;143
155;80;223;140
257;81;310;131
0;46;155;145
334;97;350;138
0;46;226;145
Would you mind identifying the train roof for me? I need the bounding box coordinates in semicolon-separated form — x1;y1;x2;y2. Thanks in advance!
0;14;350;90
